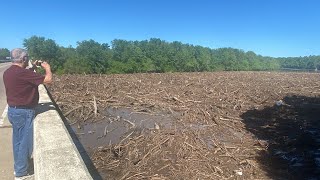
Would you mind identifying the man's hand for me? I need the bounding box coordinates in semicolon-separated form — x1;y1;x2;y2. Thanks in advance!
32;60;40;66
41;62;52;84
41;61;51;70
29;60;39;71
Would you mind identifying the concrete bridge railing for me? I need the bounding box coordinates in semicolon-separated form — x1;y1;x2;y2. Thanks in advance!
34;85;93;180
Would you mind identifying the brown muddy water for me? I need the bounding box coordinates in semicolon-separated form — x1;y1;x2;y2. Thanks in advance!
71;106;179;154
71;105;246;155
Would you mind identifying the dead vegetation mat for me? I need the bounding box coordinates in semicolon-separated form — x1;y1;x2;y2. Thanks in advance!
47;71;320;180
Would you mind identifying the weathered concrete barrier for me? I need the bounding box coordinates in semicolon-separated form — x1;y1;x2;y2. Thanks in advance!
34;85;93;180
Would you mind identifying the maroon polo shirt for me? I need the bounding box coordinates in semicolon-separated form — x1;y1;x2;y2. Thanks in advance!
3;65;45;108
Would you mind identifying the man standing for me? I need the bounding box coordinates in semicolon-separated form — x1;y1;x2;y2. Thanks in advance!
3;48;52;179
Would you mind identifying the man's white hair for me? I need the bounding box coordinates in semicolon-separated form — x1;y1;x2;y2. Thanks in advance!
11;48;28;63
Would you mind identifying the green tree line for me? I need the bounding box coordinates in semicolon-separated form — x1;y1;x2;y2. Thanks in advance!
0;48;10;60
278;56;320;70
11;35;320;74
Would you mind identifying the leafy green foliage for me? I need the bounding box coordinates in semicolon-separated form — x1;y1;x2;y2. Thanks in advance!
278;56;320;70
23;36;62;71
20;36;320;74
76;40;111;73
0;48;10;60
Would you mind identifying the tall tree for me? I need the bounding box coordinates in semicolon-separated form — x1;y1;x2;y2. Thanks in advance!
76;39;111;73
23;36;61;71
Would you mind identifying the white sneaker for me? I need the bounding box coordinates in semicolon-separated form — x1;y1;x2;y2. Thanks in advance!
15;174;34;180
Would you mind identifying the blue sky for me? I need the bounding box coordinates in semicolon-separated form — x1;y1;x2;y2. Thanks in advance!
1;0;319;57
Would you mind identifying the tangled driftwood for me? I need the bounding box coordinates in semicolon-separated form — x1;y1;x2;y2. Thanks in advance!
48;71;320;179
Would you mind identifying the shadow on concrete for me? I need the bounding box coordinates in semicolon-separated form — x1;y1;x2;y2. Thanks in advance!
28;158;34;175
43;87;103;180
27;103;56;176
241;95;320;180
36;102;56;115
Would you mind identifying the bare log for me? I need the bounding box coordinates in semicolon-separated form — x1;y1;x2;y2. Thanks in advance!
93;95;98;116
63;105;82;117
